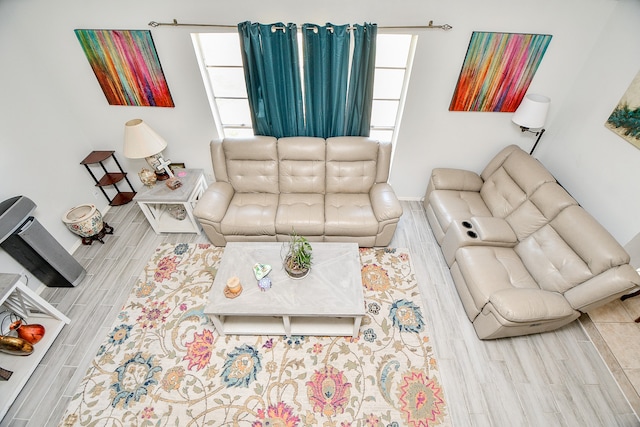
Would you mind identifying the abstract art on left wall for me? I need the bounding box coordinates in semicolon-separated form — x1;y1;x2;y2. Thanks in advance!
450;32;552;112
75;29;174;107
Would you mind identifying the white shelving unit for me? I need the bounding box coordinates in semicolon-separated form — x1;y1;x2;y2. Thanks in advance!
0;274;70;421
211;314;361;338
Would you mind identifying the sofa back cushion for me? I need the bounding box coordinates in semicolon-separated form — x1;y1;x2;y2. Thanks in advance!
211;139;228;182
480;145;556;218
222;136;279;193
515;205;630;294
505;182;578;241
326;137;379;193
375;140;393;183
278;137;326;194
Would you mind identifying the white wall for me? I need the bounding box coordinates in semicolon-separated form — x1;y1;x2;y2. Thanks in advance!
1;0;639;279
536;0;640;245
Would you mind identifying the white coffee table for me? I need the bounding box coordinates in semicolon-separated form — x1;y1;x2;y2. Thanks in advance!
204;242;365;338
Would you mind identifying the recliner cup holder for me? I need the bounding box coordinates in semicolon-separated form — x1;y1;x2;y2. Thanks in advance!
462;221;472;229
467;230;478;238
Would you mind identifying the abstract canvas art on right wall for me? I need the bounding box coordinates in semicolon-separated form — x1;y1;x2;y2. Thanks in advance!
606;69;640;149
449;31;552;112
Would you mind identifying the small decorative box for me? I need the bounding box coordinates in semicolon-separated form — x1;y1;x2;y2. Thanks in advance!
166;177;182;190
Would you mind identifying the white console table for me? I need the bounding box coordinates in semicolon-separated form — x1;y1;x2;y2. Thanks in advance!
0;273;70;421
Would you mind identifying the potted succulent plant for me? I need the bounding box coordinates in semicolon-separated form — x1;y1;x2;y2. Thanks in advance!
283;231;313;279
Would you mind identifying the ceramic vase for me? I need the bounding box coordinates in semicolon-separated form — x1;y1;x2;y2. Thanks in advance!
9;320;45;344
62;204;104;238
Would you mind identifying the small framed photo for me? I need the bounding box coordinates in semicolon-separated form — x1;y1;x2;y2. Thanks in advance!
169;163;186;172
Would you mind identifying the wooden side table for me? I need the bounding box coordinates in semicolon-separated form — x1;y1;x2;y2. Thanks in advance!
133;169;208;234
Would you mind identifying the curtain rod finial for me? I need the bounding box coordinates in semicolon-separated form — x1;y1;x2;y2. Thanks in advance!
148;21;159;27
425;19;452;30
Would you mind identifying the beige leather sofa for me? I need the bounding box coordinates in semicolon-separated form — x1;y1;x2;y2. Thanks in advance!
194;136;402;247
424;144;640;339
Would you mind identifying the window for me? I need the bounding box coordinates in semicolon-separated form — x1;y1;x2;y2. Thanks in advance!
192;33;253;138
192;31;416;145
371;34;415;147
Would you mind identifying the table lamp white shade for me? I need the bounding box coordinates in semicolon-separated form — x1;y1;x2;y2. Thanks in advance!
123;119;168;159
512;94;550;129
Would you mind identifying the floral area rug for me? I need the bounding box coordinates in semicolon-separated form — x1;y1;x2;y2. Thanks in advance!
60;243;449;427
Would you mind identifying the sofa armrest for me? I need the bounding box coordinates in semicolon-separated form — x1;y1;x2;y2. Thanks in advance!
370;183;402;221
193;182;235;224
427;168;483;195
564;264;640;312
488;288;576;323
441;217;517;267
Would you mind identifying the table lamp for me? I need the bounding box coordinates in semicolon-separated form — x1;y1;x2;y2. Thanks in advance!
123;119;174;180
512;94;550;155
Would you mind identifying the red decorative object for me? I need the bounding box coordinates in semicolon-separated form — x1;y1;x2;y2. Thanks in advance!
9;320;45;345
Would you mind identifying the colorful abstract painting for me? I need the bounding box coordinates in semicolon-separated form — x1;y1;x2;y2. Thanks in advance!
75;29;174;107
450;32;552;112
605;69;640;149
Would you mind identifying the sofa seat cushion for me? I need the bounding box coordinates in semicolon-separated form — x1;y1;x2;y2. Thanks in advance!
221;193;279;236
276;193;324;236
488;288;577;323
429;190;492;235
325;193;378;236
515;224;593;294
455;246;539;319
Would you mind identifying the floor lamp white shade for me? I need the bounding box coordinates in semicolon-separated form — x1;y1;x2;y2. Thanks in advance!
512;94;550;129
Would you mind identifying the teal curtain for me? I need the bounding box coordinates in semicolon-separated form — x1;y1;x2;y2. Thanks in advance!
237;21;305;138
345;23;377;136
302;23;350;138
238;21;376;138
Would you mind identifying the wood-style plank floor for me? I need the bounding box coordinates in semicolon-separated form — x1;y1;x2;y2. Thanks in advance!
1;201;638;426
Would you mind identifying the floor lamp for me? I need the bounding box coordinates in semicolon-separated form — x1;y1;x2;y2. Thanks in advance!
512;94;550;155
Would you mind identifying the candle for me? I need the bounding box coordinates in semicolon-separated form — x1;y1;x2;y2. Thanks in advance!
227;276;242;292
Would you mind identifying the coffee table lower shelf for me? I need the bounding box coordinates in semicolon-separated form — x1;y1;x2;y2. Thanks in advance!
210;314;362;338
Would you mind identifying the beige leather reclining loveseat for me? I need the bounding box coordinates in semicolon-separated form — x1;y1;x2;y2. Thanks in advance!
194;136;402;247
424;144;640;339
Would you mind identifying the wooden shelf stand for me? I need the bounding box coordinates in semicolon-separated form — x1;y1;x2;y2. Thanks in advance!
81;151;136;206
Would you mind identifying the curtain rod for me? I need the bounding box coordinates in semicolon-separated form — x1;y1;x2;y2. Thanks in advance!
148;19;452;31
